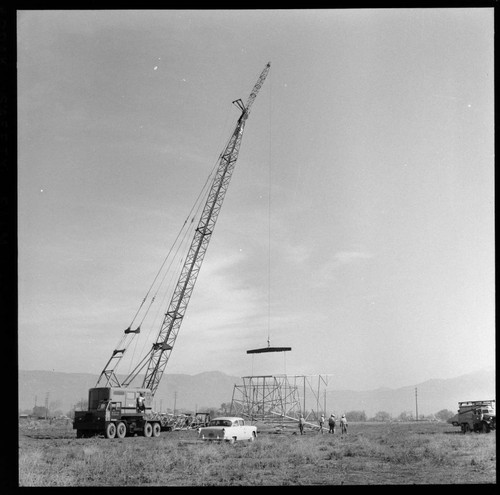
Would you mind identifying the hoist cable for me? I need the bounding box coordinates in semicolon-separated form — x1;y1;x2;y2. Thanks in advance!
128;103;235;331
128;181;209;329
123;106;236;377
267;69;273;346
126;176;213;374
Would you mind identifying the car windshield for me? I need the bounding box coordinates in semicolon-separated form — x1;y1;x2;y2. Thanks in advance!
209;420;233;427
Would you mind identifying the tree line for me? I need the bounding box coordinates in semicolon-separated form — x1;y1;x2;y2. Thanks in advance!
338;409;455;422
19;400;457;423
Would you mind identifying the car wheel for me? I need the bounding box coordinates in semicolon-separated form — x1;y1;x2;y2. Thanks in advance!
249;432;256;442
228;437;236;444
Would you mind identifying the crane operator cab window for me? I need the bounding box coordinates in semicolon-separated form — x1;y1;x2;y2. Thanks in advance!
97;400;121;412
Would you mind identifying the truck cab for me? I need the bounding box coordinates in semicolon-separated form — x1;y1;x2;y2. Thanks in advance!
97;399;122;421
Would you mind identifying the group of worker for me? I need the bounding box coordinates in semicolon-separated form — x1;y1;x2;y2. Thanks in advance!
298;413;348;435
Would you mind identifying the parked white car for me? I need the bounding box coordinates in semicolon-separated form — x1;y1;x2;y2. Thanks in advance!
198;416;257;443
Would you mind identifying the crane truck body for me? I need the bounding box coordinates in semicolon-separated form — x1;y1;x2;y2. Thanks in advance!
72;62;271;439
73;387;161;438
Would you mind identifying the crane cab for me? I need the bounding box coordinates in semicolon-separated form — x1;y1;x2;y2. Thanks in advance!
88;387;152;415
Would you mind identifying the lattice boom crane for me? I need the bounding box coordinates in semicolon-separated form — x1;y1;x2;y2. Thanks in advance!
73;62;271;439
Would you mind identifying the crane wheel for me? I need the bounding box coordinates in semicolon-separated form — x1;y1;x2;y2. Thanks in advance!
116;422;127;438
105;423;117;439
152;423;161;437
143;422;153;437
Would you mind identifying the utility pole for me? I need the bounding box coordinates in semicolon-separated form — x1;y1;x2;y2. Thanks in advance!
173;391;177;416
303;377;306;415
45;392;49;420
415;387;418;421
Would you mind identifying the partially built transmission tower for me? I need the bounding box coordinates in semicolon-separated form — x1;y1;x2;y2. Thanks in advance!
230;374;330;428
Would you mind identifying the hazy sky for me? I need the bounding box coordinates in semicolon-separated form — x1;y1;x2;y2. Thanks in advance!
18;9;494;391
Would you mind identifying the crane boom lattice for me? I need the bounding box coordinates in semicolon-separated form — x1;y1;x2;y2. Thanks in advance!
107;62;271;395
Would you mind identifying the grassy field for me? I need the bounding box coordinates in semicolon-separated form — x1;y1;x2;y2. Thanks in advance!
18;419;495;486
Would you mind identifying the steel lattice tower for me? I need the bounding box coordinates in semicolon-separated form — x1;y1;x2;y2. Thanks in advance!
230;374;330;428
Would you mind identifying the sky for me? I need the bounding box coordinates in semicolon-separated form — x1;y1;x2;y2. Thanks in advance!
17;9;495;392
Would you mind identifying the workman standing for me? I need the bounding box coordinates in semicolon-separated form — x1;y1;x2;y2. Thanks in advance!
299;415;306;435
328;414;336;434
319;414;325;434
340;414;348;434
137;392;146;413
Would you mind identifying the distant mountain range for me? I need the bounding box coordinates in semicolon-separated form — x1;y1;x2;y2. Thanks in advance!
18;367;495;418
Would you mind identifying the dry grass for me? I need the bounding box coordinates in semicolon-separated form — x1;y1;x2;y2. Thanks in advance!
18;420;496;486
